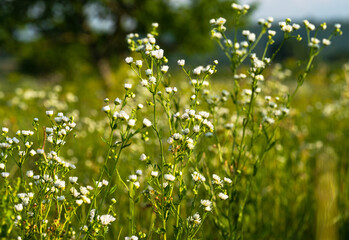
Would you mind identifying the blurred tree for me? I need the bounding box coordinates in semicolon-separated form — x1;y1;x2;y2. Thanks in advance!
0;0;253;89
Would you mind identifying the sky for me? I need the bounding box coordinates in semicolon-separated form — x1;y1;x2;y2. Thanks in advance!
243;0;349;21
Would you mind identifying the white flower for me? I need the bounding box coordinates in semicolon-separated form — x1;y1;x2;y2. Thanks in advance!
151;49;164;59
14;204;23;212
140;79;148;87
125;57;133;64
151;171;159;177
224;177;232;184
255;74;264;81
2;127;8;133
145;69;152;75
102;105;110;113
136;170;142;176
215;17;226;26
76;199;83;206
164;174;175;182
177;59;185;66
29;149;36;156
212;174;222;185
80;186;90;195
124;83;132;90
125;236;138;240
334;23;341;29
191;171;206;182
135;60;143;67
152;22;159;28
0;163;5;169
1;172;10;178
26;170;34;178
128;119;136;127
248;33;256;42
100;214;116;225
54;179;66;189
69;176;78;184
322;38;331;46
57;196;65;201
268;30;276;36
143;118;152;127
193;66;202;75
129;175;137;181
134;181;140;189
218;192;229;200
200;199;212;210
173;133;182;140
161;65;169;73
232;3;242;10
140;153;147;161
46;110;54;116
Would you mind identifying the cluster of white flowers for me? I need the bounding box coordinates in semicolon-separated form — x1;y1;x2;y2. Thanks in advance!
200;199;212;211
191;171;206;183
187;212;201;226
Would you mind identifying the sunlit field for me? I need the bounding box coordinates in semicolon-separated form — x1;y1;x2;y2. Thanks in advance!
1;2;349;240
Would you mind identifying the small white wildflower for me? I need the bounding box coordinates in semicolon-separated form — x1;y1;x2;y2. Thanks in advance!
57;196;65;201
100;214;116;225
76;199;83;206
102;105;110;113
200;200;212;211
218;192;229;200
129;175;137;182
145;69;152;75
151;171;159;177
136;170;142;176
124;83;132;90
0;163;5;169
134;181;140;189
212;174;222;185
14;204;23;212
1;172;10;178
322;38;331;46
177;59;185;66
143;118;152;127
46;110;54;116
69;176;78;184
29;149;36;156
224;177;232;184
128;119;136;127
161;65;169;73
140;153;147;161
164;174;175;182
125;57;133;64
26;170;34;178
2;127;8;133
215;17;226;26
191;171;206;183
135;60;142;67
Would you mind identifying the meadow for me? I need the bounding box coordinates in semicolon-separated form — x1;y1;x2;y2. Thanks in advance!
1;4;349;240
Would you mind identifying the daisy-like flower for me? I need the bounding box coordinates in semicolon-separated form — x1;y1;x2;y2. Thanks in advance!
143;118;152;127
125;57;133;64
191;171;206;183
100;214;116;225
1;172;10;178
218;192;229;200
164;174;175;182
200;199;212;211
177;59;185;66
14;203;23;212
